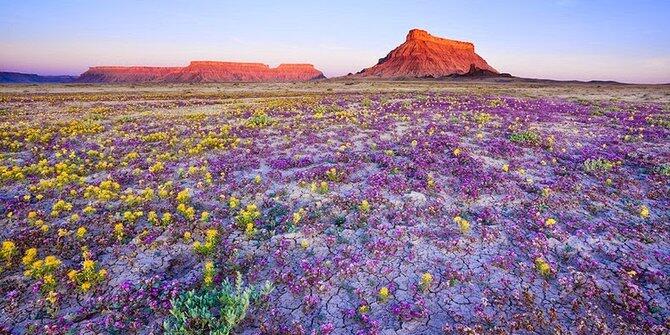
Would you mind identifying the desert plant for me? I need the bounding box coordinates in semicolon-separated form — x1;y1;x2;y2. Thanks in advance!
163;273;273;335
508;130;541;146
583;158;615;173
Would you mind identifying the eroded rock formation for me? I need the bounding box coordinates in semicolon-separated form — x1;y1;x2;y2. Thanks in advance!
77;61;325;83
354;29;499;78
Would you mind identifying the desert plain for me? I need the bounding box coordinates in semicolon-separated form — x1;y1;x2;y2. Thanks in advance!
0;80;668;334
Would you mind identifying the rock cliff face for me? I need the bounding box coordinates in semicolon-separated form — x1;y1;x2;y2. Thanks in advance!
77;62;325;83
354;29;499;78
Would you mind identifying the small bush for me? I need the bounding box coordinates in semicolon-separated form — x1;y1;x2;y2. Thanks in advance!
509;130;540;146
583;158;614;173
163;273;273;335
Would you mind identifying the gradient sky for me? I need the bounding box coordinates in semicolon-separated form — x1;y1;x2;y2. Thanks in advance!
1;0;669;83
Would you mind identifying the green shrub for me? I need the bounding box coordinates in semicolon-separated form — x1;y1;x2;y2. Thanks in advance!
247;110;272;128
163;273;273;335
583;158;615;173
508;130;540;145
656;163;670;176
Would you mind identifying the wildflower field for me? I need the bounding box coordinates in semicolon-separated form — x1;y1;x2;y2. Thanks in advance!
0;82;668;334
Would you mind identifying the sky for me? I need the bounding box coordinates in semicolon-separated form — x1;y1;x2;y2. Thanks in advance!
1;0;669;83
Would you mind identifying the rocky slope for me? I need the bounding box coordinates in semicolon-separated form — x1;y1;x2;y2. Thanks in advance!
77;61;325;83
354;29;499;78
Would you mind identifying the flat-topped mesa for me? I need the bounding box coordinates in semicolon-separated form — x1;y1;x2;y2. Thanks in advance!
405;29;475;51
354;28;499;78
76;61;325;83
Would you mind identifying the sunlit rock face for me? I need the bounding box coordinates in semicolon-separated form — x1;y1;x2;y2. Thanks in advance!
354;29;499;78
77;62;325;83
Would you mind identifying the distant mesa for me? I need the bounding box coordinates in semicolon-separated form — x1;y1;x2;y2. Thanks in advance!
353;29;502;79
76;61;326;83
0;72;76;83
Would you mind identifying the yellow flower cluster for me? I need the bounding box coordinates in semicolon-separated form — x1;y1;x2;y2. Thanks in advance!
114;223;124;241
545;218;557;227
359;200;371;213
23;251;61;281
51;199;73;217
67;248;107;292
148;161;165;173
122;210;144;223
1;240;16;267
326;167;341;182
228;196;240;209
639;205;650;219
453;216;470;234
76;226;87;239
203;261;216;287
378;286;390;302
308;181;329;194
292;208;307;225
84;179;120;201
420;272;433;292
193;229;219;256
535;258;552;277
236;204;261;237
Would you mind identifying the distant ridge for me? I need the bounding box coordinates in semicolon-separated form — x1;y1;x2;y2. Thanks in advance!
0;72;76;83
76;61;326;83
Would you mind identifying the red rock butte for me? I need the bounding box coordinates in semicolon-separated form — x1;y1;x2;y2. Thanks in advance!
77;61;325;83
354;29;499;78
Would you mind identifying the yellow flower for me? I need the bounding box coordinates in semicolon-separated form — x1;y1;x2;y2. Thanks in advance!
292;208;306;225
114;223;124;241
254;175;262;184
183;231;192;240
176;188;191;204
545;218;557;227
82;259;95;271
502;164;509;172
535;258;552;277
162;212;173;224
452;148;461;157
358;304;370;314
67;269;78;281
81;281;92;292
300;239;310;249
44;255;61;269
359;200;371;213
22;248;37;266
541;188;551;197
453;216;470;234
639;205;650;219
378;286;390;302
229;196;239;209
76;226;87;239
1;240;16;264
420;272;433;291
46;290;58;305
43;274;55;286
82;205;96;215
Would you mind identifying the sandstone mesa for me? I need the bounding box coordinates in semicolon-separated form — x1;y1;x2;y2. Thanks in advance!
77;61;325;83
354;29;499;78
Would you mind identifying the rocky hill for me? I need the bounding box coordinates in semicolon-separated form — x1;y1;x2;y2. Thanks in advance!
353;29;499;78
